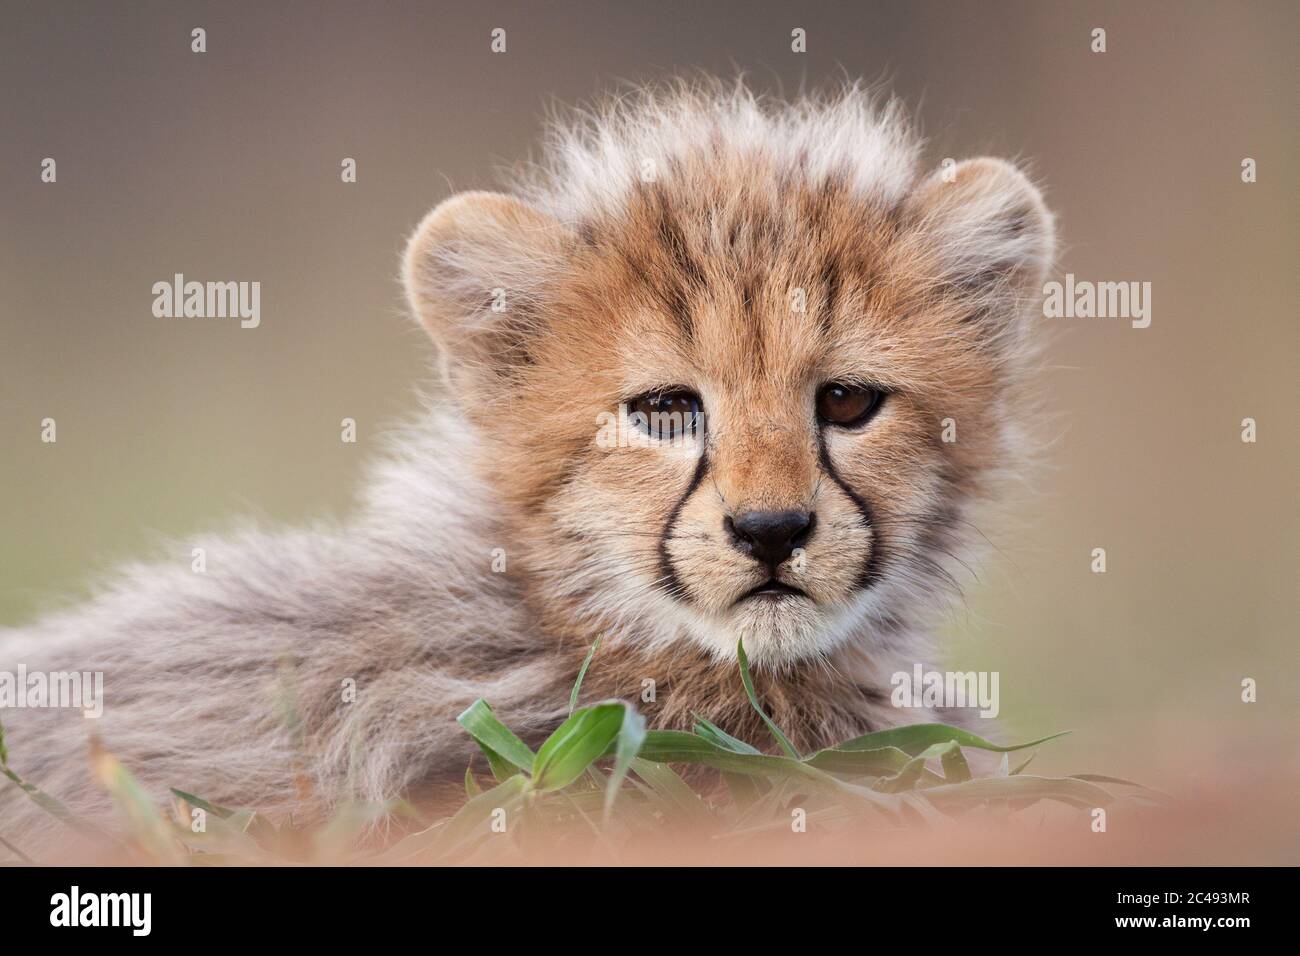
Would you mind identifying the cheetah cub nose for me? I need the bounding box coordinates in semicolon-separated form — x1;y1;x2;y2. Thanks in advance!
724;510;815;569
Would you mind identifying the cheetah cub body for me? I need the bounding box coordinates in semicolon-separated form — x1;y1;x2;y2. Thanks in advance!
0;82;1053;851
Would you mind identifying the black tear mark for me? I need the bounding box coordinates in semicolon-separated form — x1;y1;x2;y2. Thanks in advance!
815;431;885;593
657;449;710;604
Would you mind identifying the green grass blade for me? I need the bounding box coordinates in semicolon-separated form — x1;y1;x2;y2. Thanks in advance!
2;765;112;842
803;746;914;776
604;704;647;820
1068;773;1149;788
721;771;767;809
873;754;930;792
921;774;1115;812
1069;774;1174;802
480;744;523;783
830;723;1069;756
692;713;762;754
736;639;800;759
456;699;535;773
569;637;602;715
532;702;626;792
92;744;182;863
636;730;812;776
636;730;901;817
729;778;798;830
170;788;235;819
168;787;278;848
897;789;945;826
0;719;96;836
557;791;615;857
464;765;483;799
872;740;976;792
630;758;714;827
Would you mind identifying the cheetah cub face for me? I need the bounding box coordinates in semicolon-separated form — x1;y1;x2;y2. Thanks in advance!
403;89;1053;668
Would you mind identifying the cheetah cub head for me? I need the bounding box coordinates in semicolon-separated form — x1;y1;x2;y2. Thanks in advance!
402;83;1054;668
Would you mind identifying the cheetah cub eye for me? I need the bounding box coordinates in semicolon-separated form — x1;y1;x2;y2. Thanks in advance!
816;383;885;428
626;390;703;441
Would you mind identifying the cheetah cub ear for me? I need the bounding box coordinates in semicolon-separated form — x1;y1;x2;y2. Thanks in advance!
402;191;571;376
906;158;1056;342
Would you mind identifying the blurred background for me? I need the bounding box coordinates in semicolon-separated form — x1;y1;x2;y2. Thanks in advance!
2;1;1297;857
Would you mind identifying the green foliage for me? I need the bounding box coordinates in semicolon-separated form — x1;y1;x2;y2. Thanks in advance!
736;638;800;758
0;641;1166;865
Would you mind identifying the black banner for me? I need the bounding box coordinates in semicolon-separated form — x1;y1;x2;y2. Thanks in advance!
0;866;1284;940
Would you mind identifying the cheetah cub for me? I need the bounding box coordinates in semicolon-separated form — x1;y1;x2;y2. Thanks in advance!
0;81;1054;849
